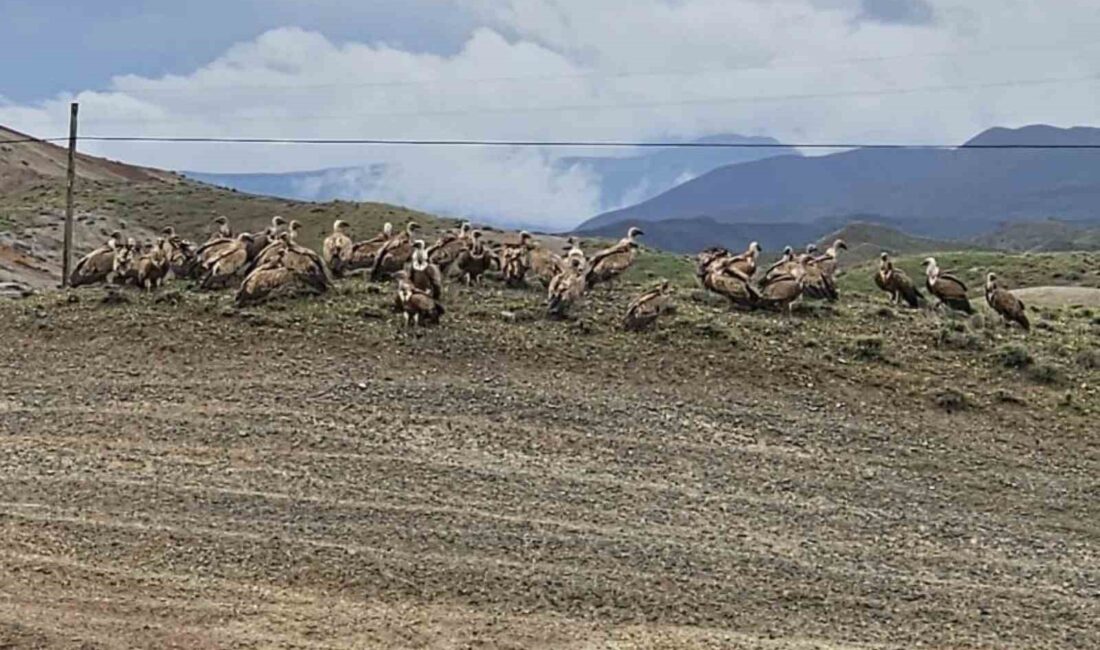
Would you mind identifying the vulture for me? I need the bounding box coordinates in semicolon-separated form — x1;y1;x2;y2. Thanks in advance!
798;254;839;301
724;241;763;278
345;222;394;273
235;250;299;307
875;252;924;308
757;263;805;314
157;227;194;279
547;256;587;318
985;272;1030;331
246;216;287;260
408;240;443;300
118;240;168;290
428;222;472;272
814;239;848;280
280;231;331;294
200;233;254;289
528;239;565;287
70;231;122;287
564;236;586;266
323;220;354;277
696;247;732;282
702;264;759;310
761;246;796;286
207;216;232;242
922;257;973;314
111;239;138;286
395;271;444;326
371;222;420;280
251;220;302;269
454;230;495;285
623;279;674;331
500;231;533;287
585;226;644;288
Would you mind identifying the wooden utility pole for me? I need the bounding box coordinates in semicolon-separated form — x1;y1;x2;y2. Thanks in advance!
61;102;79;288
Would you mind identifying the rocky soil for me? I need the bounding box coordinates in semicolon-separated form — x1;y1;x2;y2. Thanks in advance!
1;271;1097;649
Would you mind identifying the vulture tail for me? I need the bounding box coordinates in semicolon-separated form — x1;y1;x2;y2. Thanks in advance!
900;285;924;308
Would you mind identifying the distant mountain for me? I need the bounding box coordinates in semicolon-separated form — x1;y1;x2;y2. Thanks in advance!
814;222;963;266
185;133;795;215
579;216;961;256
971;218;1100;252
185;165;387;202
579;125;1100;241
557;134;797;209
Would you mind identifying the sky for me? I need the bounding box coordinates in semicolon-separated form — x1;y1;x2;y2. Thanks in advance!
2;0;1100;228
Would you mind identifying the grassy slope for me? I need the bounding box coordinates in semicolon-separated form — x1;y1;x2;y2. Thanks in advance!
0;177;445;252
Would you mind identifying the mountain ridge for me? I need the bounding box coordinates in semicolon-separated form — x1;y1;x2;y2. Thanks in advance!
579;124;1100;240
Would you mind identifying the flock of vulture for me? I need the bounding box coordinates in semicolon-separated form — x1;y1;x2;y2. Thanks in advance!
66;215;1031;332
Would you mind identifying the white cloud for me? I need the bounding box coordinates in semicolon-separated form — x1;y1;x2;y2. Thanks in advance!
3;1;1100;229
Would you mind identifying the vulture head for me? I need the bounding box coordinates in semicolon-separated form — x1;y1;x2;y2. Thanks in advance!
459;221;472;235
748;241;762;254
213;216;229;226
382;222;394;237
985;272;998;289
627;226;645;240
333;220;351;233
805;243;818;254
833;239;849;251
880;251;889;261
286;220;302;241
519;231;532;243
272;215;287;228
921;257;938;278
161;226;176;237
405;222;421;235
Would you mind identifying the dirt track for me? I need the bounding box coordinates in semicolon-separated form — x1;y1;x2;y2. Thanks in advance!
1;286;1097;649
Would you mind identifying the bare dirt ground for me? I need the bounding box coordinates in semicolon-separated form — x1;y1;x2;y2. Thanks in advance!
1012;286;1100;308
1;275;1097;649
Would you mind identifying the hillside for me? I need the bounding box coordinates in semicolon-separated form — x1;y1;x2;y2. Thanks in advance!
971;218;1100;252
579;124;1100;241
815;222;963;266
1;243;1097;648
0;126;442;290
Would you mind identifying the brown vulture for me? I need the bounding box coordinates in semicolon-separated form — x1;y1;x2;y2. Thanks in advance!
922;257;973;314
985;272;1030;331
323;220;354;277
623;279;674;331
371;222;420;280
408;240;444;300
875;252;924;308
585;226;643;288
547;256;587;318
395;271;444;326
454;230;495;285
70;231;123;287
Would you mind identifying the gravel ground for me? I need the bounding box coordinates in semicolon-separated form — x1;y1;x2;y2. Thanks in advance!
1;282;1097;649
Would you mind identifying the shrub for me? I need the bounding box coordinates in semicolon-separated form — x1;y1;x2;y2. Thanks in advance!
993;344;1033;369
932;388;970;413
848;336;885;362
1027;362;1065;385
937;325;985;351
1076;349;1100;370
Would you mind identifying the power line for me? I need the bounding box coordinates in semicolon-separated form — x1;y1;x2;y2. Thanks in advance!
4;135;1100;150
